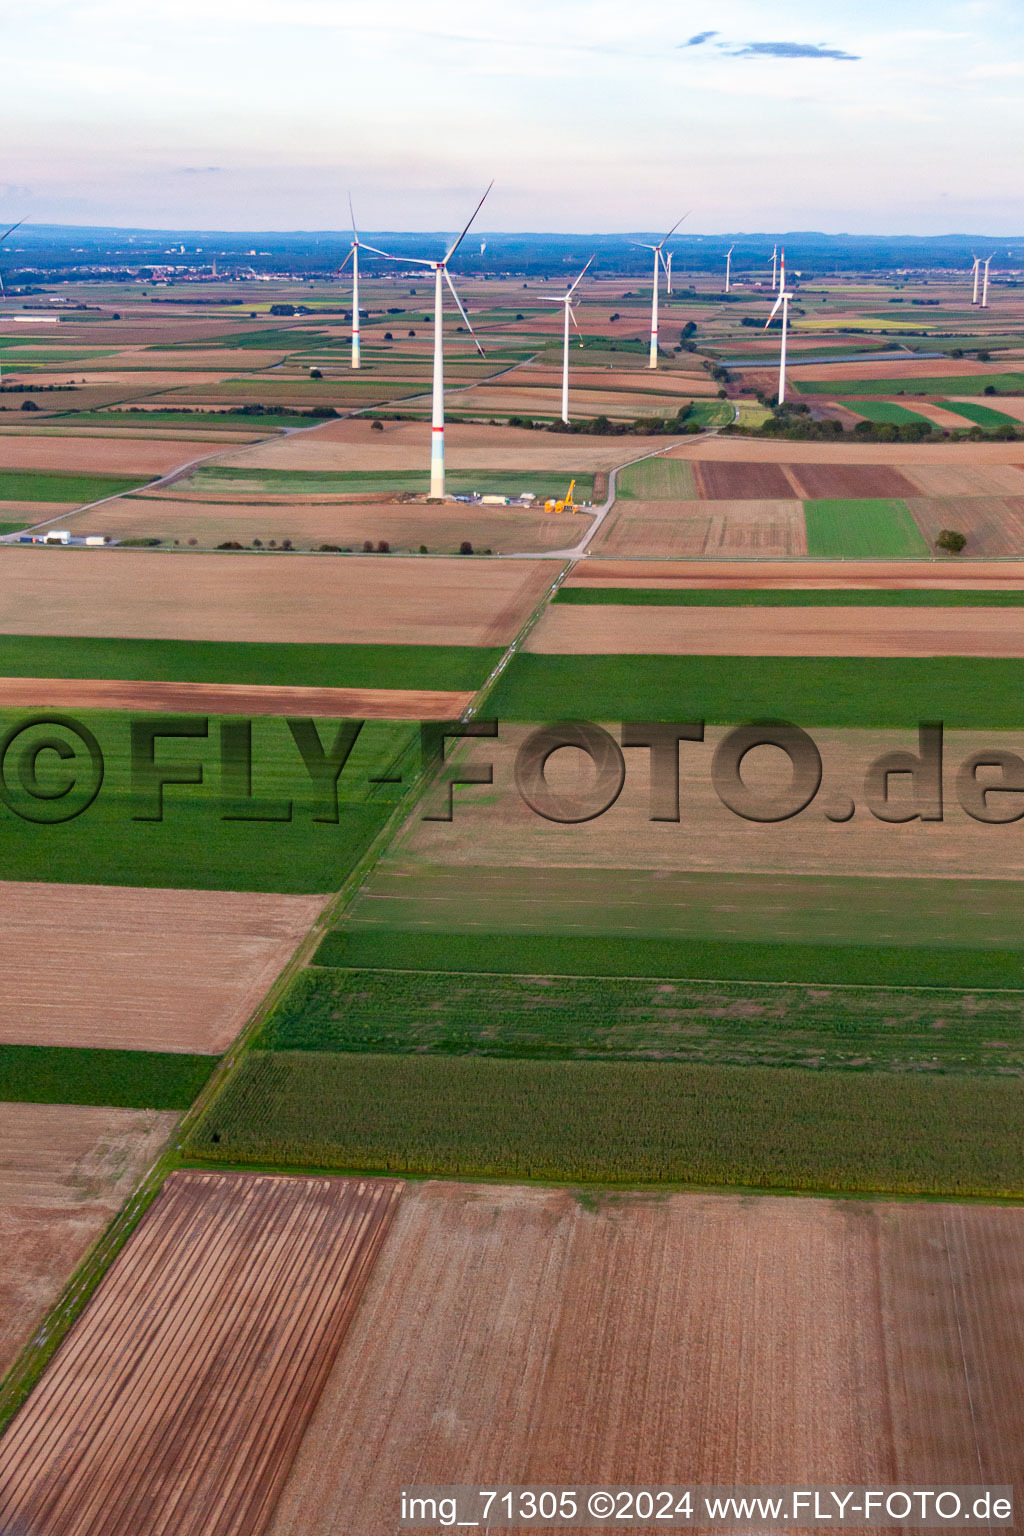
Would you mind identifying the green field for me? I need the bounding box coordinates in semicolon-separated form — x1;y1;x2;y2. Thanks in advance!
185;1051;1024;1195
0;709;415;892
0;1045;217;1110
614;458;696;499
801;373;1024;396
188;467;597;499
0;636;499;691
0;470;151;503
554;586;1024;608
54;410;318;431
803;498;930;558
315;928;1024;991
485;652;1024;728
848;401;934;427
261;966;1024;1075
0;522;27;536
940;401;1021;429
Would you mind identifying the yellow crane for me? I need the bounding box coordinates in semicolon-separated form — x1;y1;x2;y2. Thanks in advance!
544;478;579;515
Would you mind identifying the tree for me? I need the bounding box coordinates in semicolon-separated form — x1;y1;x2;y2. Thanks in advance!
419;544;428;553
976;348;991;362
20;399;39;411
459;540;474;555
936;529;967;554
377;540;390;553
371;419;384;431
309;367;322;380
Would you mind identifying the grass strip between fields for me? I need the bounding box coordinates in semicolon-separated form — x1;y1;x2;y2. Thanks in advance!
0;636;500;691
799;372;1024;396
484;653;1024;727
554;587;1024;608
185;1051;1024;1196
314;930;1024;991
0;1045;218;1110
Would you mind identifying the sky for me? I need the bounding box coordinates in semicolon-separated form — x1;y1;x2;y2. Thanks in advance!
2;0;1023;234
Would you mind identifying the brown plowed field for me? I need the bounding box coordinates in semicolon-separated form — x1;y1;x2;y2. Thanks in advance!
0;884;326;1053
0;1170;402;1536
692;459;795;499
65;495;592;555
907;497;1024;556
0;1104;177;1379
527;601;1024;657
565;558;1024;590
0;547;552;645
785;463;919;499
665;436;1024;465
903;464;1024;496
594;500;807;558
790;356;1010;382
0;676;473;720
0;435;218;474
266;1184;1024;1536
224;418;683;472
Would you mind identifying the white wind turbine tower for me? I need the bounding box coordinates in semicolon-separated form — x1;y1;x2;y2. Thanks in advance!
335;196;366;369
369;184;491;499
665;249;674;295
970;255;981;305
725;244;735;293
982;252;995;308
765;249;793;405
771;245;779;290
538;256;595;424
0;219;25;386
632;215;687;370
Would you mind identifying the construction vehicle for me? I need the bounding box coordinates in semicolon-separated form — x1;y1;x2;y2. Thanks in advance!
544;479;579;515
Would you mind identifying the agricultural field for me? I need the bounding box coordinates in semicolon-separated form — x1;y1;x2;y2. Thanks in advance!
266;1185;1024;1529
0;1104;176;1379
592;498;808;557
0;1170;402;1534
803;498;930;557
0;885;326;1053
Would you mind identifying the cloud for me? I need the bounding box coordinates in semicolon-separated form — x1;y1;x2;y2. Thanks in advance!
681;30;717;47
726;40;860;60
179;165;223;174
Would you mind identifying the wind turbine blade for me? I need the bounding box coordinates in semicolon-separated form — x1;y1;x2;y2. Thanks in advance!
443;268;485;356
336;248;354;275
444;180;494;264
659;248;671;280
764;294;784;329
629;241;657;251
361;246;432;266
566;254;595;297
348;193;358;239
0;218;25;246
662;211;690;243
0;272;5;299
569;305;585;346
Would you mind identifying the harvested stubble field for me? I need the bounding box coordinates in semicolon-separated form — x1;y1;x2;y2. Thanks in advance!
0;434;217;475
526;600;1024;655
0;1170;402;1536
901;463;1024;495
266;1184;1024;1535
0;676;475;719
564;557;1024;591
906;496;1024;555
78;493;592;554
593;499;807;558
0;547;552;646
222;417;685;473
0;884;326;1054
0;1103;176;1379
190;1051;1024;1194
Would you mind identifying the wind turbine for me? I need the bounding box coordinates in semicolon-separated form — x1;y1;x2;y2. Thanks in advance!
367;184;491;499
982;252;995;308
665;249;674;295
336;196;376;369
632;214;687;370
765;250;793;405
771;245;779;291
537;256;594;424
971;255;981;305
0;220;25;387
725;244;735;294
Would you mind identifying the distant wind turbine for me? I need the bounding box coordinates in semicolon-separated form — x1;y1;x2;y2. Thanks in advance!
335;196;364;369
771;245;779;291
537;256;595;424
367;184;492;498
982;252;995;309
632;214;688;370
0;219;25;386
665;249;674;295
971;255;981;306
725;244;735;294
765;249;792;405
